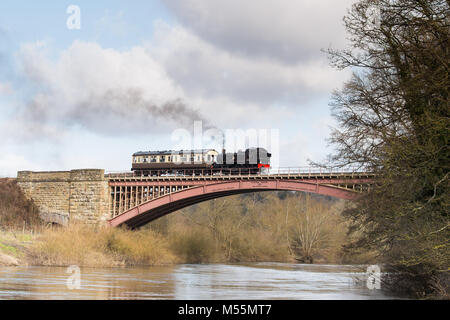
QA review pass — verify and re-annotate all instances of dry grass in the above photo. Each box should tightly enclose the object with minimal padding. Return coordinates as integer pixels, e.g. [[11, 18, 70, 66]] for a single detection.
[[29, 223, 177, 267], [167, 226, 217, 263], [226, 228, 291, 262]]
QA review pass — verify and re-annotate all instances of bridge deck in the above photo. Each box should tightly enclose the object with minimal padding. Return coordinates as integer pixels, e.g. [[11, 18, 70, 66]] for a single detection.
[[106, 172, 375, 182]]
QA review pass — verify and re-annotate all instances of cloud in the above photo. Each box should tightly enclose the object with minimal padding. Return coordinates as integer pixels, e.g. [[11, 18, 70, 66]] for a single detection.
[[279, 132, 312, 167], [163, 0, 356, 64], [16, 40, 209, 136], [0, 153, 41, 177], [13, 25, 347, 140], [150, 22, 348, 106], [3, 1, 355, 172]]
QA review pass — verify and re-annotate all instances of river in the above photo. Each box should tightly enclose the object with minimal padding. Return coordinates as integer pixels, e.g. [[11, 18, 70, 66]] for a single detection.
[[0, 263, 399, 299]]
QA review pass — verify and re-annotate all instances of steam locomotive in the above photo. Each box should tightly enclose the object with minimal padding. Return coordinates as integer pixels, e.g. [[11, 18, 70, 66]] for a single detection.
[[131, 148, 271, 176]]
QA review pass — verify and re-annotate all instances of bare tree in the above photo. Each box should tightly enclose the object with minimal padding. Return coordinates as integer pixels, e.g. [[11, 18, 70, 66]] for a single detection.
[[327, 0, 449, 298]]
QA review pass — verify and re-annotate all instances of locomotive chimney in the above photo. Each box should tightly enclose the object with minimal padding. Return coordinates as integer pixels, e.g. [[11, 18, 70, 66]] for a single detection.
[[222, 131, 225, 154]]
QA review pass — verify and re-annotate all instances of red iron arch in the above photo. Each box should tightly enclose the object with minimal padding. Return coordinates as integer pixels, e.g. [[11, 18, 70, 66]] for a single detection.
[[109, 179, 358, 228]]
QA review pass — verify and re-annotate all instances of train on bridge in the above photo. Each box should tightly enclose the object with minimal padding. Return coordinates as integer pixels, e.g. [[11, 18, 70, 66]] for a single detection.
[[131, 148, 271, 176]]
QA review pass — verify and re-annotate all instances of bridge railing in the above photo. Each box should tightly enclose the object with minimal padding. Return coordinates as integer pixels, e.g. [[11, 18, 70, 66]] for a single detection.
[[265, 167, 363, 175], [105, 166, 370, 179]]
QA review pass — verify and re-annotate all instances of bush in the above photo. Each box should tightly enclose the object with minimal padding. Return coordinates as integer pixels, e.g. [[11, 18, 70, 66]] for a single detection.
[[168, 228, 216, 263], [0, 179, 42, 230], [29, 223, 176, 267]]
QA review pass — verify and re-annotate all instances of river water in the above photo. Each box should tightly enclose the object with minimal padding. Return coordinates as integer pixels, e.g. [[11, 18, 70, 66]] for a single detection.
[[0, 263, 399, 300]]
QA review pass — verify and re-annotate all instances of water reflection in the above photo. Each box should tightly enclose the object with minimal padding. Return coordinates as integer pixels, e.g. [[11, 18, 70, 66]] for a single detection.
[[0, 263, 399, 300]]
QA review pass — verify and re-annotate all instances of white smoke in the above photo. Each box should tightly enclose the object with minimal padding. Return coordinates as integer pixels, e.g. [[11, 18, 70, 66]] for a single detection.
[[17, 41, 208, 136]]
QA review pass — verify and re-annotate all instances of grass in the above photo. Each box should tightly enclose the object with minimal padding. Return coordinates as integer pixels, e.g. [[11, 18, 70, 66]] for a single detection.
[[28, 223, 177, 267], [0, 242, 17, 255], [0, 229, 36, 262]]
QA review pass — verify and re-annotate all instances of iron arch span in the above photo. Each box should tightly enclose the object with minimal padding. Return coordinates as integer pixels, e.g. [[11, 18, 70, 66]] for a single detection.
[[108, 179, 359, 229]]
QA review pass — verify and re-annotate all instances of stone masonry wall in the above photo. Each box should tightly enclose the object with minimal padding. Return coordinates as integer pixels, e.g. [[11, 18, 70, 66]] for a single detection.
[[17, 169, 110, 225]]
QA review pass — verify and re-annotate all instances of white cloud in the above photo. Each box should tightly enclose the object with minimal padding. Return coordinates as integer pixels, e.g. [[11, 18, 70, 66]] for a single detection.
[[0, 154, 42, 177], [19, 40, 181, 106], [3, 1, 356, 171], [150, 22, 348, 106], [16, 40, 204, 136], [14, 26, 348, 137], [279, 131, 312, 167], [163, 0, 356, 63]]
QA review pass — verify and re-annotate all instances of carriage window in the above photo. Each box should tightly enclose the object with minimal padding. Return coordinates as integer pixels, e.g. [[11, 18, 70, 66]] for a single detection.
[[150, 156, 156, 163], [167, 156, 172, 162], [160, 156, 165, 162]]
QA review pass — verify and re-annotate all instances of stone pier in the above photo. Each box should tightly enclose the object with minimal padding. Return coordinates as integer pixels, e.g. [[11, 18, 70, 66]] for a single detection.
[[17, 169, 110, 225]]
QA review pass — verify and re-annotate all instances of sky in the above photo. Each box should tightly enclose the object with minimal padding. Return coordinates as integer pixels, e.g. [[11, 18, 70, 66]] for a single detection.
[[0, 0, 356, 176]]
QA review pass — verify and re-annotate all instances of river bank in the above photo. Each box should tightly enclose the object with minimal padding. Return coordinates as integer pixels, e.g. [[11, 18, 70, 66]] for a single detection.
[[0, 229, 35, 266], [0, 217, 363, 268], [0, 225, 296, 268], [0, 226, 177, 268], [1, 183, 371, 268]]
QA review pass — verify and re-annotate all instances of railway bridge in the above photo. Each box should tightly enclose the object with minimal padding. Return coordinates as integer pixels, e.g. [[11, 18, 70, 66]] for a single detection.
[[107, 168, 374, 228], [17, 168, 375, 228]]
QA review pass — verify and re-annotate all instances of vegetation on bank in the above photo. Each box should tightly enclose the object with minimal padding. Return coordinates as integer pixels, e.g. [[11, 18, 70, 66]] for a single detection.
[[22, 193, 357, 267], [326, 0, 449, 299], [0, 178, 42, 230], [147, 192, 354, 265], [28, 224, 177, 267], [0, 178, 358, 268], [0, 178, 42, 266]]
